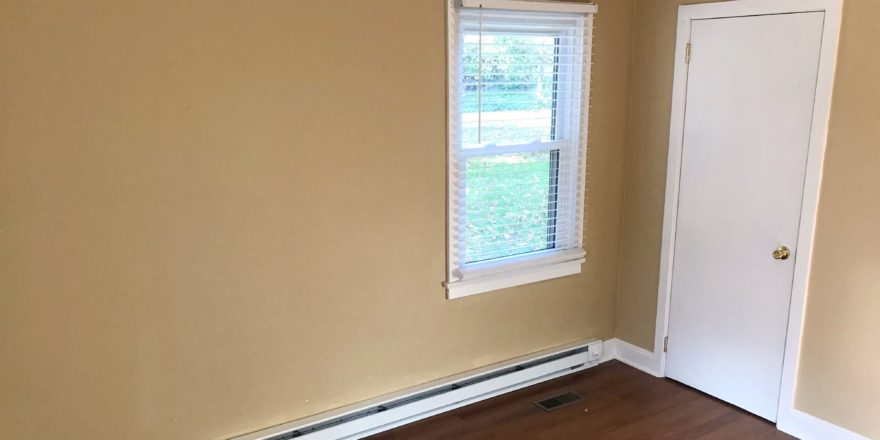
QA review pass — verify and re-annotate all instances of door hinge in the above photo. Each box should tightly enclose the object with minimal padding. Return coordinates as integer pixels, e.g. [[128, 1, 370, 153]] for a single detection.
[[685, 42, 691, 63], [663, 336, 669, 353]]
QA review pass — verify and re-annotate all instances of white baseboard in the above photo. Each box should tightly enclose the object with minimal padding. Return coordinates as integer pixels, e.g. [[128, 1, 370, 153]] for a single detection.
[[602, 337, 867, 440], [601, 338, 664, 377], [598, 340, 618, 364], [232, 337, 866, 440], [777, 408, 869, 440]]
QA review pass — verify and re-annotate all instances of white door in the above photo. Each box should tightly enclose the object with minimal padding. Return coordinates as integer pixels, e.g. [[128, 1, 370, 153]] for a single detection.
[[665, 12, 824, 421]]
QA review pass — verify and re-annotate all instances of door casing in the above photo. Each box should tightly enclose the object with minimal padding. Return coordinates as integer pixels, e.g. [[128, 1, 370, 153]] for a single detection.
[[654, 0, 843, 435]]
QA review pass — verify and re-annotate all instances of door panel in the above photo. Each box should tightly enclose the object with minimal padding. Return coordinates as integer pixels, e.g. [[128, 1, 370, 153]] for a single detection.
[[665, 12, 824, 421]]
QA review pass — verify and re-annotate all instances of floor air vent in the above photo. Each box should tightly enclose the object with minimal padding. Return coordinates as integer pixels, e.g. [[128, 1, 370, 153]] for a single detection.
[[534, 392, 583, 412]]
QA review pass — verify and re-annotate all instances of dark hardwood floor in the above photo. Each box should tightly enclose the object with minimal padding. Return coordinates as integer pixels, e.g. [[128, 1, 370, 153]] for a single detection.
[[366, 360, 795, 440]]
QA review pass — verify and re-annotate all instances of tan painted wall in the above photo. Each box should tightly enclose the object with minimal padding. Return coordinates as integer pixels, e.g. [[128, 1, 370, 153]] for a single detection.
[[0, 1, 633, 438], [615, 0, 691, 350], [617, 0, 880, 437], [795, 1, 880, 437]]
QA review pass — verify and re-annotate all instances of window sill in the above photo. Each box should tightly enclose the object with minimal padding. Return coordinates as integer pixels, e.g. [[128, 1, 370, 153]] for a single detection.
[[446, 250, 586, 299]]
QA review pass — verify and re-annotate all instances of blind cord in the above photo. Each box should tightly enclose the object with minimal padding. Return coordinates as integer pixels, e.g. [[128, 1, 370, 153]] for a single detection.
[[477, 5, 483, 144]]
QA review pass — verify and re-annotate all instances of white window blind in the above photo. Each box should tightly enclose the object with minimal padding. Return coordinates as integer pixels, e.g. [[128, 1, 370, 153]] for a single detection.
[[446, 0, 595, 298]]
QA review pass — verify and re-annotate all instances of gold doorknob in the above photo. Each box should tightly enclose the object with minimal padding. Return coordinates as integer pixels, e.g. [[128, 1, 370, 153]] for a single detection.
[[772, 246, 791, 260]]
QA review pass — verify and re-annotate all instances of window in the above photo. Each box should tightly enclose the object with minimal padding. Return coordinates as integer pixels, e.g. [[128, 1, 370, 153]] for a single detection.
[[446, 0, 596, 298]]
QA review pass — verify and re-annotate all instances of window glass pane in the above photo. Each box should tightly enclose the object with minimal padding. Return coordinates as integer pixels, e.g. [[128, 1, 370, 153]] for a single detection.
[[461, 33, 557, 147], [465, 151, 559, 263]]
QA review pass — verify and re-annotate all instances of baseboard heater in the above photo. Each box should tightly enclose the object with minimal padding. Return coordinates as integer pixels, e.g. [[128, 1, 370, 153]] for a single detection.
[[232, 339, 603, 440]]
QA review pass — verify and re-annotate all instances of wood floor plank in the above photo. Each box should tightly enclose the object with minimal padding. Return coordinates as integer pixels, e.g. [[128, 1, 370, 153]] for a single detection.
[[366, 361, 795, 440]]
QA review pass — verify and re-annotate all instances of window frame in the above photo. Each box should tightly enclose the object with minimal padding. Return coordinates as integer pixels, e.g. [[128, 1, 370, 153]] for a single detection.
[[446, 0, 596, 299]]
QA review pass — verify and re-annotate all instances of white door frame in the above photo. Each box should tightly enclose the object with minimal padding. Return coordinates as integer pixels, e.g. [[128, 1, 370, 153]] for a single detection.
[[653, 0, 845, 436]]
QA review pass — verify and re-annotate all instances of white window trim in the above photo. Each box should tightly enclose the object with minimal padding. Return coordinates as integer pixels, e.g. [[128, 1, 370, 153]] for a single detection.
[[445, 0, 596, 299], [448, 255, 585, 299], [461, 0, 598, 14]]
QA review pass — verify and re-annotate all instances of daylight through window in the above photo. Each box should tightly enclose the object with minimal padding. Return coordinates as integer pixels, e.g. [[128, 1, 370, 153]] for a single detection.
[[446, 1, 595, 298]]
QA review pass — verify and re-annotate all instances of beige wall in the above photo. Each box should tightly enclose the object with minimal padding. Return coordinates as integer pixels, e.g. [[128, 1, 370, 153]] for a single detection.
[[795, 1, 880, 437], [6, 0, 876, 437], [617, 0, 880, 437], [615, 0, 690, 350], [0, 1, 633, 439]]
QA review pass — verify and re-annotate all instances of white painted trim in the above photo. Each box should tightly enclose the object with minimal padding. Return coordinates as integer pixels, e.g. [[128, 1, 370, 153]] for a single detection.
[[461, 0, 597, 14], [447, 256, 584, 299], [656, 0, 848, 438], [601, 339, 663, 377], [231, 339, 603, 440], [598, 340, 617, 364], [777, 409, 870, 440], [455, 248, 586, 279]]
